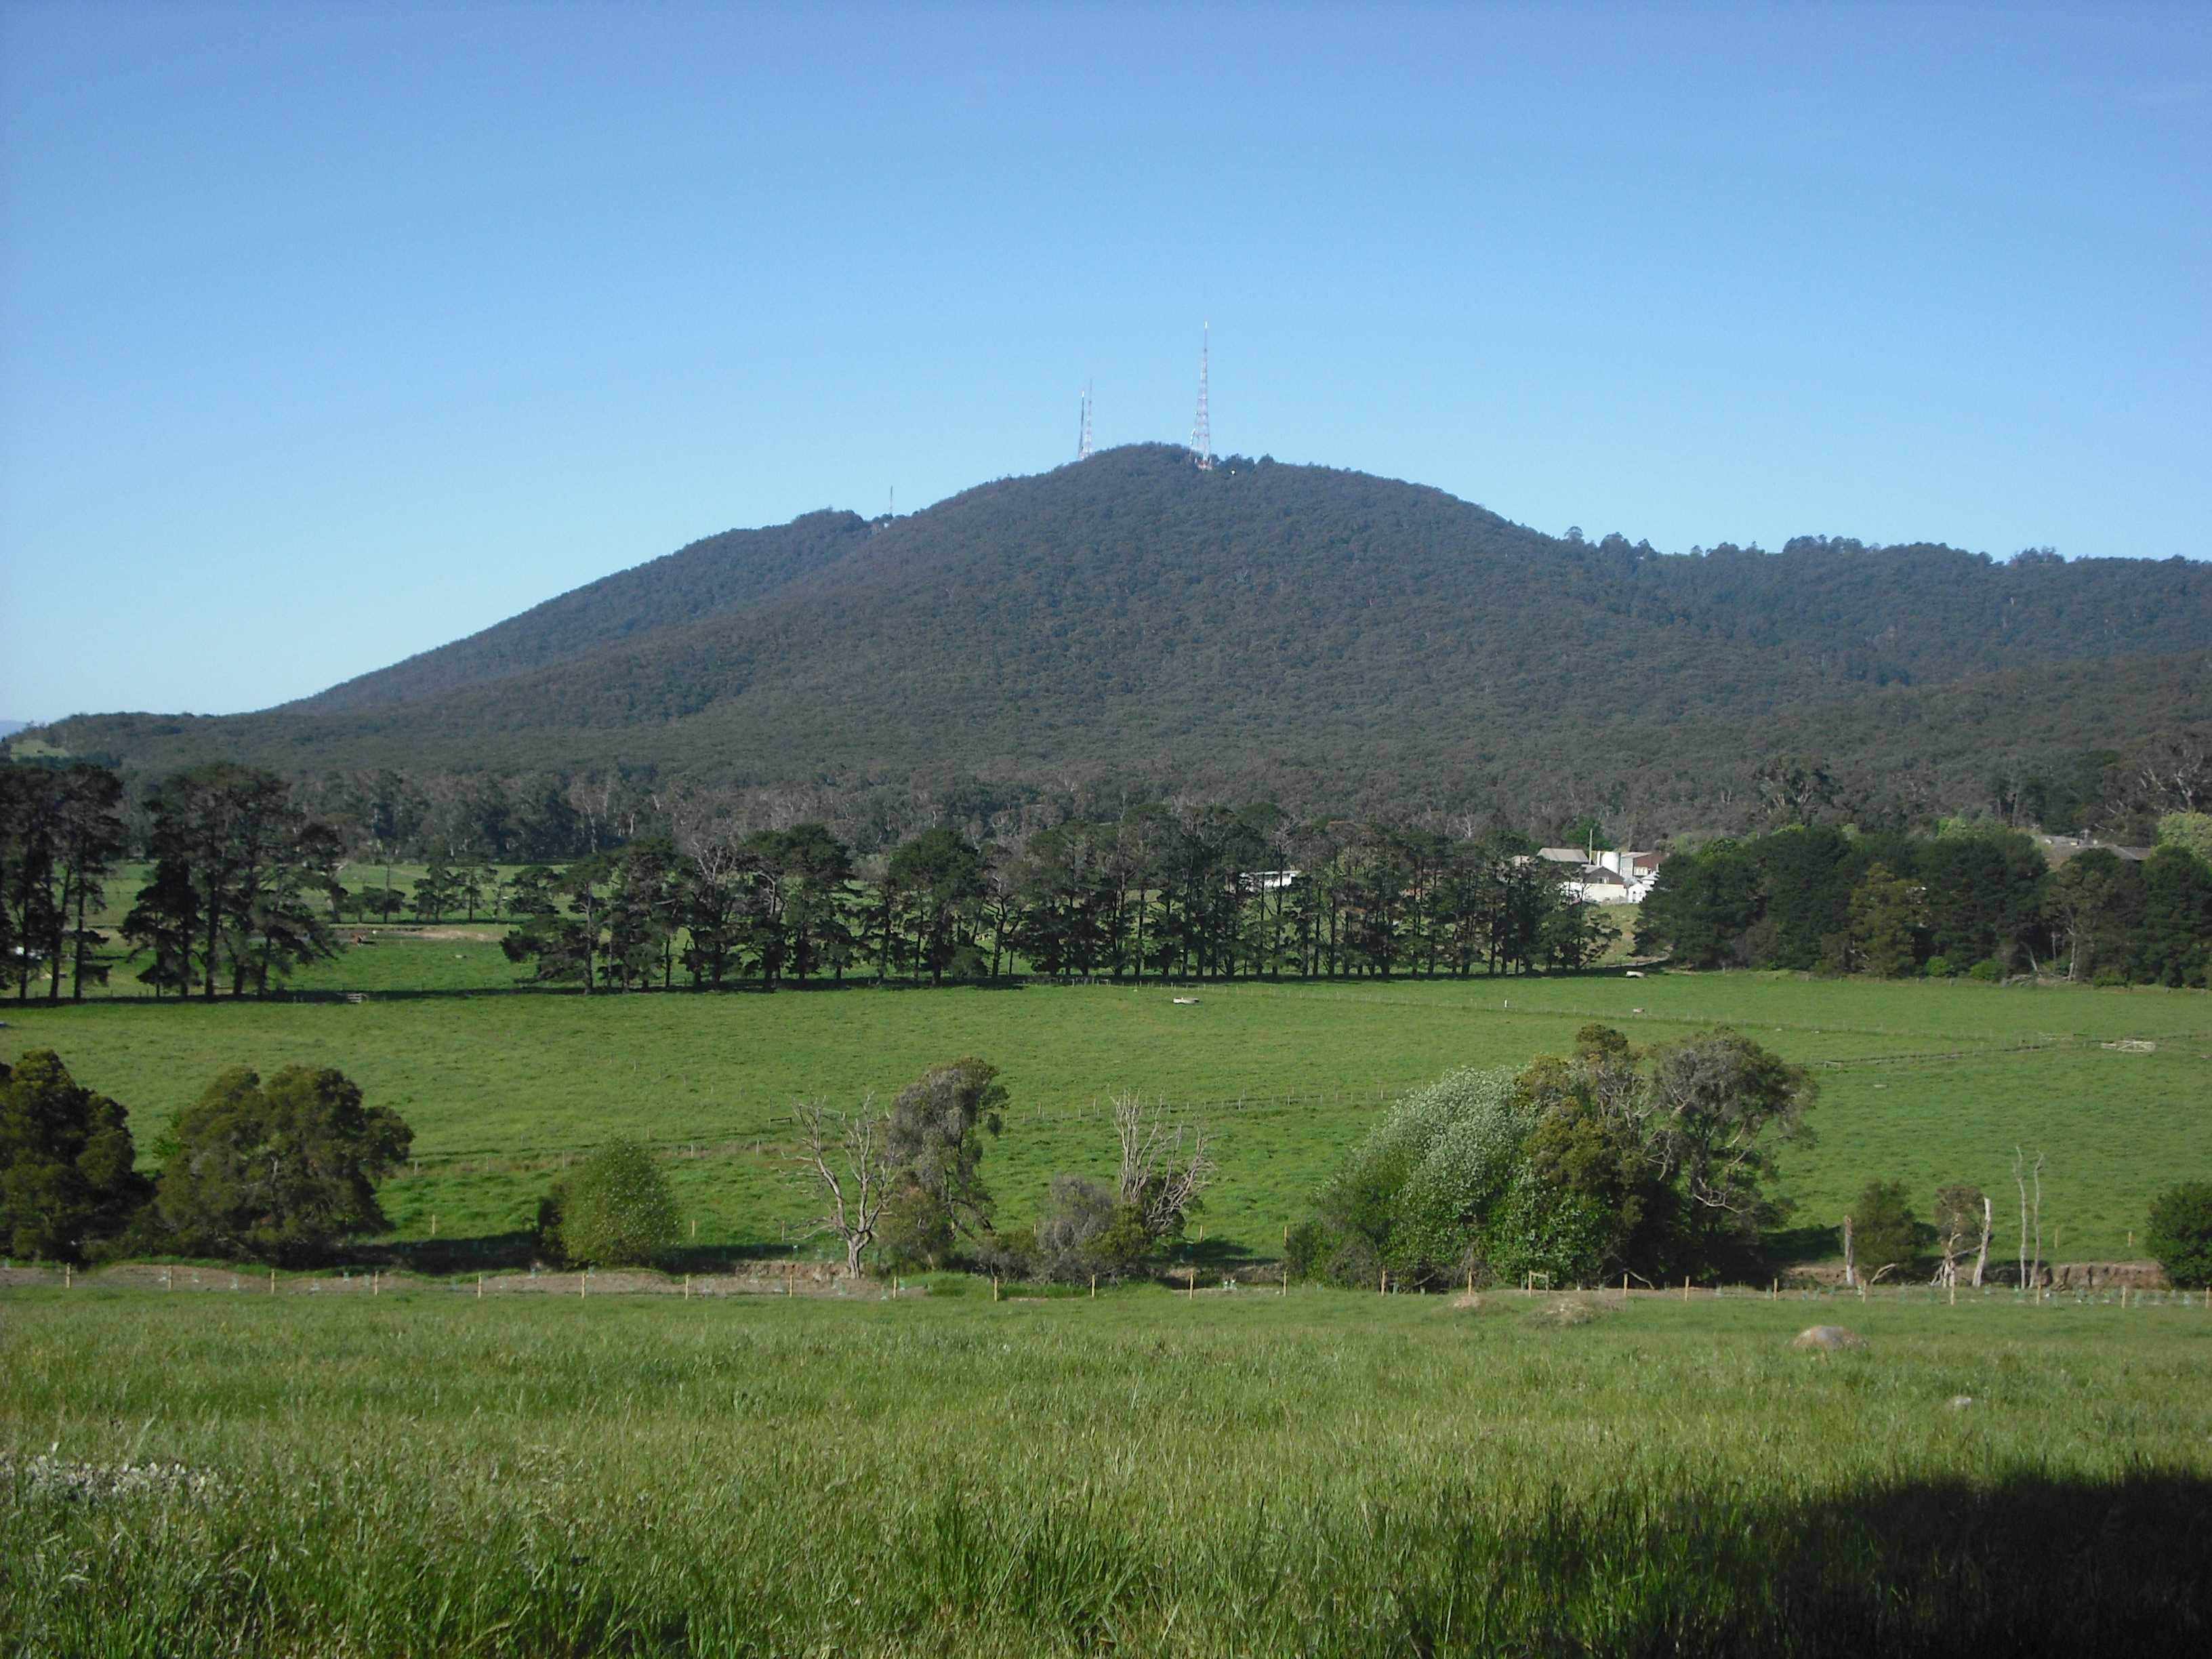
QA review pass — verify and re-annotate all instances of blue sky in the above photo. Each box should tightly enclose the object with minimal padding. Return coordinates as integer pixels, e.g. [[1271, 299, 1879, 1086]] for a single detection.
[[2, 1, 2207, 720]]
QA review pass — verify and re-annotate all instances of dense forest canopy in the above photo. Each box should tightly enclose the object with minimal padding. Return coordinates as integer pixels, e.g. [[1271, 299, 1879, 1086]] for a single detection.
[[14, 444, 2209, 837]]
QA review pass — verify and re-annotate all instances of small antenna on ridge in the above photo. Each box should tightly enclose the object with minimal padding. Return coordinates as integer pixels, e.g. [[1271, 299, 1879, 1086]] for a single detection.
[[1077, 383, 1094, 462], [1189, 323, 1213, 470]]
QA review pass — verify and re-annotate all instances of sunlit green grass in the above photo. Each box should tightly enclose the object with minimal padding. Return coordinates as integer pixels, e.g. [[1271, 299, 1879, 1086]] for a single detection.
[[4, 1283, 2209, 1656], [5, 958, 2207, 1259]]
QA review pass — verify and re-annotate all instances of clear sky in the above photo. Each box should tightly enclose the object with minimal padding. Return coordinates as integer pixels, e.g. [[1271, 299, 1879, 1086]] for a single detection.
[[2, 1, 2207, 721]]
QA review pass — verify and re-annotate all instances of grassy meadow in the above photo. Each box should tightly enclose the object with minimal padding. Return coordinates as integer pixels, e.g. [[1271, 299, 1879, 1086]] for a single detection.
[[6, 1281, 2211, 1656], [7, 928, 2212, 1653], [2, 937, 2205, 1263]]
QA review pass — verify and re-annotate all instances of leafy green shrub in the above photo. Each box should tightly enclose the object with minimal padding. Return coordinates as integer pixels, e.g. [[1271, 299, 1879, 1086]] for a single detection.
[[1283, 1219, 1336, 1282], [1290, 1026, 1815, 1290], [878, 1058, 1007, 1269], [1011, 1174, 1155, 1281], [547, 1141, 678, 1267], [1849, 1179, 1923, 1277], [1305, 1067, 1527, 1286], [1969, 958, 2002, 981], [1923, 955, 1952, 979], [2145, 1182, 2212, 1289], [154, 1065, 411, 1266]]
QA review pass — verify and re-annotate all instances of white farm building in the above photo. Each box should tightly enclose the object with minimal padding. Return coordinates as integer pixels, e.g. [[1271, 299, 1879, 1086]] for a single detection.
[[1537, 847, 1664, 904]]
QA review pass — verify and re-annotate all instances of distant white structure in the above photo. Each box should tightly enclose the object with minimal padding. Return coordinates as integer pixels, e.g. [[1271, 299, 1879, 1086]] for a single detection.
[[1538, 847, 1664, 904]]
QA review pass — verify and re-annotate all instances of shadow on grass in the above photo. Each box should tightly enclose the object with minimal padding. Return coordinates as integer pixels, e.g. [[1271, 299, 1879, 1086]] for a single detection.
[[897, 1470, 2212, 1656], [1761, 1222, 1845, 1270], [1158, 1236, 1261, 1273], [1365, 1469, 2212, 1657], [342, 1235, 804, 1275]]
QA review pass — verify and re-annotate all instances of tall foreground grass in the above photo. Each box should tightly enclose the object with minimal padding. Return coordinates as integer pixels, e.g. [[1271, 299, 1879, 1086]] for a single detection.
[[5, 1285, 2210, 1656]]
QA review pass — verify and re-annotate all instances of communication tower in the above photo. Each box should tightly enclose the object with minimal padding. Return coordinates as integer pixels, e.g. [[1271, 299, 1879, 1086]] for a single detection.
[[1077, 384, 1094, 462], [1189, 323, 1213, 470]]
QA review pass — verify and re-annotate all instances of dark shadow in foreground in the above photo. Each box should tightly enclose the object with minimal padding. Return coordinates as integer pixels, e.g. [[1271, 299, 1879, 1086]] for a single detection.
[[1350, 1470, 2212, 1658], [890, 1471, 2212, 1657]]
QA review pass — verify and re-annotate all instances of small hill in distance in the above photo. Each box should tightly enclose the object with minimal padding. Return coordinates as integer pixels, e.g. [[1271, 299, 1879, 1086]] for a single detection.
[[21, 444, 2211, 835]]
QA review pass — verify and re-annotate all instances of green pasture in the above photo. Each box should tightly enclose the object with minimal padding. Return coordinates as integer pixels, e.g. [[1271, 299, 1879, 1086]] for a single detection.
[[5, 1284, 2211, 1655], [4, 947, 2206, 1263]]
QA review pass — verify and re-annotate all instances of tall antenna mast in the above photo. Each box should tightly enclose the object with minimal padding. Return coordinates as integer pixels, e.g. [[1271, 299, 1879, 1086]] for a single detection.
[[1189, 322, 1213, 470], [1077, 383, 1094, 462]]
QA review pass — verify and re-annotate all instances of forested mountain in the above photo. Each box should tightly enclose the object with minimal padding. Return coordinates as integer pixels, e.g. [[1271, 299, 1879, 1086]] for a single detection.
[[289, 509, 872, 713], [22, 445, 2211, 834]]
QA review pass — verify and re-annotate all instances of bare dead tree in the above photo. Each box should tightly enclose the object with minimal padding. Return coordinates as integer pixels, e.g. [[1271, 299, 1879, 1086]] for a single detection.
[[1975, 1193, 1992, 1288], [2013, 1147, 2048, 1292], [1933, 1184, 1987, 1290], [1113, 1092, 1218, 1238], [793, 1097, 892, 1277], [2030, 1149, 2046, 1289], [1841, 1214, 1856, 1288]]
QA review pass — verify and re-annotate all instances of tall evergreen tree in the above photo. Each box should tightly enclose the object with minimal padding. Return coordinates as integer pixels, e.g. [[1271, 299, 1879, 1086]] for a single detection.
[[125, 763, 338, 999]]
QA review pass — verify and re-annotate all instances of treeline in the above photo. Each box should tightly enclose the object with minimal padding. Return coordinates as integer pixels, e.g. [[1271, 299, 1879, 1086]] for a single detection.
[[2, 760, 350, 1002], [1637, 817, 2212, 985], [11, 750, 2212, 1000], [499, 808, 1616, 991], [1, 756, 1617, 999]]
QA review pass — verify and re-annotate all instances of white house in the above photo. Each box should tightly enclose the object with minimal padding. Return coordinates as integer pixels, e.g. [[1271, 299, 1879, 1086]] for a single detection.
[[1537, 847, 1664, 904]]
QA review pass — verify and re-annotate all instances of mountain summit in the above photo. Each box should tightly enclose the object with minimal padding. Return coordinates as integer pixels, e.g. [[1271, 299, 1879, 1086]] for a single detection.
[[25, 445, 2211, 826]]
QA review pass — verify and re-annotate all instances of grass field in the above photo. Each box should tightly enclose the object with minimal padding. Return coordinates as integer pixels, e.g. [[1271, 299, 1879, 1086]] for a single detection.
[[5, 1282, 2211, 1656], [2, 942, 2206, 1264], [8, 944, 2211, 1654]]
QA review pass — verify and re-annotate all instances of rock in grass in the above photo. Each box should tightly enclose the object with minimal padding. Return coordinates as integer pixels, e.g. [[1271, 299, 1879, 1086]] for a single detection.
[[1793, 1325, 1866, 1351], [1450, 1292, 1483, 1310]]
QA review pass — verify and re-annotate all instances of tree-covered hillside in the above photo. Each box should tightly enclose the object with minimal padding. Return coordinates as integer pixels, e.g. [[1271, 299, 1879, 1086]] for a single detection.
[[288, 509, 872, 714], [23, 445, 2211, 830]]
